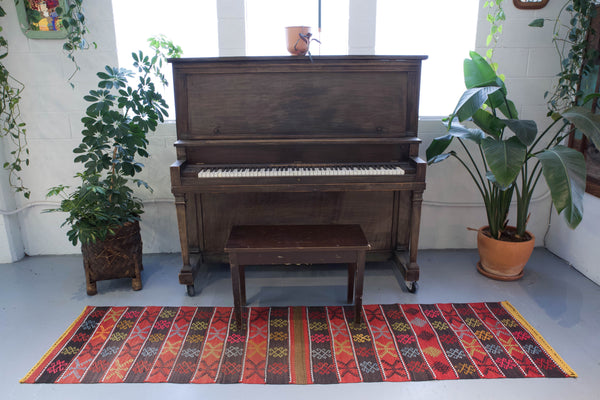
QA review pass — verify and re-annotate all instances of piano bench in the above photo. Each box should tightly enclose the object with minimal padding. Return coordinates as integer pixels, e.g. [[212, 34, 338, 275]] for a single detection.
[[224, 224, 371, 327]]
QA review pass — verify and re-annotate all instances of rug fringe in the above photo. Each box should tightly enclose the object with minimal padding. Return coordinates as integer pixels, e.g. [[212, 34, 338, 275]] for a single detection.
[[20, 306, 94, 383], [501, 301, 577, 378]]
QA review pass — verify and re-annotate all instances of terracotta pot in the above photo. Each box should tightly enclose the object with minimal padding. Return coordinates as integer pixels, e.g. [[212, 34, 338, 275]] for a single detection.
[[286, 26, 311, 55], [476, 226, 535, 281]]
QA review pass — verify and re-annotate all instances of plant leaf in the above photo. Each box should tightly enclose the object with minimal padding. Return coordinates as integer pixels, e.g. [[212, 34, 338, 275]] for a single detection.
[[426, 134, 453, 162], [472, 109, 505, 137], [529, 18, 545, 27], [427, 152, 453, 165], [503, 119, 538, 146], [464, 51, 498, 88], [481, 136, 527, 188], [562, 106, 600, 150], [452, 86, 502, 123], [536, 145, 586, 229]]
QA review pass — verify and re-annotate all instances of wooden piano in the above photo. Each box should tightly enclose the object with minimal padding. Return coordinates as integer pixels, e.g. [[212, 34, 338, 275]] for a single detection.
[[169, 55, 427, 296]]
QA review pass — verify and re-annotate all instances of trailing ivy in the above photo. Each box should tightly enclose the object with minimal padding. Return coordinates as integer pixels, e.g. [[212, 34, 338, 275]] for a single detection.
[[58, 0, 97, 87], [0, 3, 30, 198], [484, 0, 506, 79], [530, 0, 599, 112]]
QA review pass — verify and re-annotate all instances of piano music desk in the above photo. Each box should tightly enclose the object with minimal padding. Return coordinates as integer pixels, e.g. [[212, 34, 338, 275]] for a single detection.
[[225, 225, 371, 326]]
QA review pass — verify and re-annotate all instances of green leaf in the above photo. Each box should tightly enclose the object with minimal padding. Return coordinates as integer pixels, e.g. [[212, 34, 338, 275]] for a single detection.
[[426, 134, 453, 162], [464, 51, 499, 88], [503, 119, 537, 146], [472, 109, 505, 137], [529, 18, 545, 27], [481, 136, 527, 188], [428, 152, 453, 165], [445, 120, 487, 144], [536, 146, 586, 229], [452, 86, 502, 122], [562, 106, 600, 150], [496, 98, 519, 120]]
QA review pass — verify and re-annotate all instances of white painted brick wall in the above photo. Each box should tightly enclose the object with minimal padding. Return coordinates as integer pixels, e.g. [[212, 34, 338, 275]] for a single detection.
[[1, 0, 598, 277]]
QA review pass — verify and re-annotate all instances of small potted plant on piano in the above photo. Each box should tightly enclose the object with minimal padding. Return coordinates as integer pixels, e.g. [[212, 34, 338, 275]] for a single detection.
[[426, 51, 600, 280], [45, 47, 172, 295]]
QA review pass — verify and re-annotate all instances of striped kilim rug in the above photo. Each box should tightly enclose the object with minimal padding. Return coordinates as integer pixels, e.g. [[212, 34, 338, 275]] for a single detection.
[[21, 302, 576, 384]]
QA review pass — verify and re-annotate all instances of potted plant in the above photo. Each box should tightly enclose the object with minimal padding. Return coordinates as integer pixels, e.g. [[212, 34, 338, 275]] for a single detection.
[[45, 49, 170, 295], [426, 51, 600, 280]]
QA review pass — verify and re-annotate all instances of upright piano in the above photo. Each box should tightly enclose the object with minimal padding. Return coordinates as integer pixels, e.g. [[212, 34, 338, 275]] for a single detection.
[[169, 55, 427, 296]]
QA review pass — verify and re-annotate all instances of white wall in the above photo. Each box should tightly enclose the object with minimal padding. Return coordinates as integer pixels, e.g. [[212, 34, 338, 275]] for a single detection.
[[1, 0, 598, 285], [546, 194, 600, 285]]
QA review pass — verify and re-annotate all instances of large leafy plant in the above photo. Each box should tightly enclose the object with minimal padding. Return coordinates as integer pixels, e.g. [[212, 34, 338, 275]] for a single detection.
[[426, 51, 600, 241], [46, 50, 169, 246]]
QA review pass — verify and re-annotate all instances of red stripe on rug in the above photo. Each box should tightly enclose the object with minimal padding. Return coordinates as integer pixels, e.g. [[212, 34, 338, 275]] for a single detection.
[[241, 307, 269, 383], [363, 304, 409, 382], [190, 306, 232, 383], [57, 307, 128, 383], [101, 306, 162, 383], [328, 306, 362, 383]]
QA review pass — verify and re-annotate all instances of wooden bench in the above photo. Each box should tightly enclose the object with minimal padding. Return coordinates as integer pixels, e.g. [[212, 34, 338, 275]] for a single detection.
[[225, 224, 371, 326]]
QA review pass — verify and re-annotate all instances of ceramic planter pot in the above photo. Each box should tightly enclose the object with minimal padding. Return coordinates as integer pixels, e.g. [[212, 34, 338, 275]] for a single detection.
[[477, 226, 535, 281], [286, 26, 311, 55]]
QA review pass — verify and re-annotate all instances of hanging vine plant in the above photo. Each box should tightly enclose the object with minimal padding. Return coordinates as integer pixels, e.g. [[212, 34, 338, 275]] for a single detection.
[[0, 3, 30, 198], [1, 1, 95, 199], [530, 0, 599, 112], [483, 0, 506, 79], [58, 0, 96, 86]]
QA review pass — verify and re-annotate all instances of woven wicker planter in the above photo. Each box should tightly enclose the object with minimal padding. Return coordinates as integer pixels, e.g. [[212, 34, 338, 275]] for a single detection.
[[81, 221, 143, 295]]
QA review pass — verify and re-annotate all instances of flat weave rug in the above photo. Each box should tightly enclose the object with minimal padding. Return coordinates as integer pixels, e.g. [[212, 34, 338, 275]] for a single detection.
[[21, 302, 576, 384]]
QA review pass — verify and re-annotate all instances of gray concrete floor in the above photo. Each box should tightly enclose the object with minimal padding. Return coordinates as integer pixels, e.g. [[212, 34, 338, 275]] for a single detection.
[[1, 248, 599, 399]]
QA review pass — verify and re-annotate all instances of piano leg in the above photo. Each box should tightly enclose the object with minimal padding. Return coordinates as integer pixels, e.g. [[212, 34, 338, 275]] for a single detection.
[[175, 194, 196, 295], [395, 189, 423, 293]]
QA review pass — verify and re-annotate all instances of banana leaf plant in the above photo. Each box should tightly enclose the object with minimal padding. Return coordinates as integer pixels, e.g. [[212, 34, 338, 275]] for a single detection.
[[426, 51, 600, 241]]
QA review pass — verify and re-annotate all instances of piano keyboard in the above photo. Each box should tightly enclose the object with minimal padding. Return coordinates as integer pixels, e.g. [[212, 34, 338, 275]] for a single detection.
[[197, 164, 405, 178]]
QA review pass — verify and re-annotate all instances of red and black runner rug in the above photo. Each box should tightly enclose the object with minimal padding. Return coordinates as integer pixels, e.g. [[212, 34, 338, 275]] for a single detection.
[[21, 302, 576, 384]]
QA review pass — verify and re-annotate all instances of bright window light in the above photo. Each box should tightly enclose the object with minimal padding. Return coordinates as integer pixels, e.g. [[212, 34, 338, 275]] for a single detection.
[[245, 0, 349, 56], [111, 0, 219, 113], [376, 0, 479, 117]]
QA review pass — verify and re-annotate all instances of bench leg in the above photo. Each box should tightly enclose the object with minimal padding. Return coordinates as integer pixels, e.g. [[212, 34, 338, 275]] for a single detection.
[[347, 263, 356, 304], [230, 261, 243, 327], [240, 266, 247, 306], [354, 251, 366, 324]]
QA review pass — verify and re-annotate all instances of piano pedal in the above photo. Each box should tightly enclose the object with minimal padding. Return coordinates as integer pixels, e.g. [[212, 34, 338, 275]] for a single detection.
[[405, 281, 418, 293]]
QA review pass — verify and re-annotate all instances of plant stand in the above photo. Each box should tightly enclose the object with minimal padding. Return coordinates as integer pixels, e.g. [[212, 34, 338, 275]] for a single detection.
[[81, 221, 143, 295]]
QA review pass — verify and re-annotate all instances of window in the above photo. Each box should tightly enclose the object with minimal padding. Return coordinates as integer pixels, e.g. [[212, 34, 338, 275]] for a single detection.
[[245, 0, 349, 56], [376, 0, 479, 116], [111, 0, 219, 113]]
